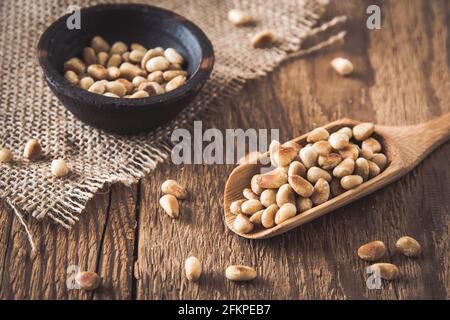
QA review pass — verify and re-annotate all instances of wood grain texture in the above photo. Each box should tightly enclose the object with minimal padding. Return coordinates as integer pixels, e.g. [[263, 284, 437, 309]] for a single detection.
[[0, 0, 449, 299]]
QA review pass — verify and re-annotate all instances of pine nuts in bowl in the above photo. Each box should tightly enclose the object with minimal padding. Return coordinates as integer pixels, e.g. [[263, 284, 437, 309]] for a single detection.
[[37, 4, 214, 134]]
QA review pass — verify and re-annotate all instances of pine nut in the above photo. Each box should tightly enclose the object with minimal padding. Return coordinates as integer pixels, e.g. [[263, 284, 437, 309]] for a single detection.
[[110, 41, 128, 55], [331, 57, 354, 76], [87, 64, 108, 80], [227, 9, 253, 26], [64, 57, 86, 75], [120, 62, 145, 80], [230, 199, 246, 215], [311, 178, 330, 205], [362, 137, 382, 153], [128, 90, 150, 99], [288, 161, 306, 177], [357, 240, 386, 261], [249, 210, 263, 224], [274, 203, 297, 224], [368, 263, 399, 280], [131, 43, 147, 52], [371, 153, 387, 170], [299, 145, 318, 169], [91, 36, 110, 53], [276, 184, 295, 207], [367, 160, 381, 178], [256, 168, 287, 189], [141, 48, 164, 69], [273, 143, 300, 167], [159, 194, 179, 218], [396, 236, 422, 257], [354, 157, 370, 181], [129, 49, 145, 63], [243, 188, 259, 200], [164, 48, 184, 65], [161, 179, 187, 199], [0, 148, 13, 163], [51, 159, 69, 177], [122, 52, 130, 62], [269, 140, 281, 166], [296, 197, 312, 213], [329, 132, 349, 150], [132, 76, 147, 88], [75, 271, 101, 291], [80, 76, 94, 90], [251, 174, 264, 195], [261, 204, 278, 228], [360, 147, 374, 159], [115, 78, 133, 94], [163, 70, 188, 81], [333, 158, 355, 178], [166, 75, 187, 92], [340, 175, 363, 190], [107, 54, 122, 67], [288, 175, 314, 198], [225, 265, 257, 281], [88, 81, 106, 94], [106, 66, 121, 80], [103, 92, 119, 98], [307, 127, 330, 143], [83, 47, 97, 65], [241, 199, 264, 215], [339, 144, 360, 160], [353, 122, 375, 141], [185, 256, 202, 281], [139, 81, 164, 95], [317, 153, 342, 170], [233, 214, 254, 234], [337, 127, 353, 139], [23, 139, 42, 160], [146, 56, 170, 72], [64, 70, 79, 85], [97, 51, 109, 66], [313, 141, 332, 156], [307, 166, 332, 184], [251, 30, 277, 48], [148, 71, 164, 83], [260, 189, 276, 207]]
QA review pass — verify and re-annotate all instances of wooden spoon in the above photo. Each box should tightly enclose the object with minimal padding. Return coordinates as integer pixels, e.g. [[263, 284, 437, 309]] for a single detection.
[[224, 113, 450, 239]]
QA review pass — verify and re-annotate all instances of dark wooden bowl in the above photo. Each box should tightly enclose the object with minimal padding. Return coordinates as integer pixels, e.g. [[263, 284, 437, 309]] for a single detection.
[[37, 3, 214, 134]]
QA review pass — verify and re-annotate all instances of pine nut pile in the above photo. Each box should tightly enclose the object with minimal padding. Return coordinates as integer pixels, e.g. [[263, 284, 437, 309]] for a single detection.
[[231, 123, 388, 234], [63, 36, 188, 98]]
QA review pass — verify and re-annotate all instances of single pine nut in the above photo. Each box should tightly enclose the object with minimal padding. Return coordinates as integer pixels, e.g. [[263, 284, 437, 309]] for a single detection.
[[115, 78, 133, 94], [146, 56, 170, 72], [91, 36, 110, 53], [166, 75, 187, 92], [339, 144, 360, 160], [307, 127, 330, 143], [288, 175, 314, 197], [337, 127, 353, 139], [122, 51, 130, 62], [357, 240, 386, 261], [132, 76, 147, 87], [368, 263, 399, 280], [64, 70, 79, 85], [139, 81, 164, 95], [164, 48, 184, 65], [296, 197, 312, 213], [307, 166, 332, 184], [129, 49, 145, 63], [225, 265, 257, 281], [249, 210, 263, 224], [330, 178, 346, 197], [299, 145, 318, 169], [362, 137, 382, 153], [227, 9, 253, 26], [276, 184, 295, 207], [97, 52, 109, 66], [161, 179, 187, 199], [233, 214, 254, 234], [87, 64, 108, 80], [103, 92, 119, 98], [131, 43, 147, 52], [148, 71, 164, 83], [331, 57, 354, 76], [120, 62, 145, 80], [64, 57, 86, 75], [82, 47, 97, 65], [106, 66, 121, 80], [329, 132, 349, 150], [288, 161, 306, 177], [141, 48, 164, 69], [354, 157, 370, 181], [317, 153, 342, 170], [80, 76, 94, 90], [110, 41, 128, 55], [269, 140, 281, 166], [360, 147, 374, 159], [251, 175, 264, 195], [333, 158, 355, 178], [273, 143, 299, 167], [371, 153, 387, 170], [129, 90, 150, 99], [0, 148, 13, 163], [256, 168, 287, 189], [163, 70, 188, 81], [185, 256, 202, 281], [367, 160, 381, 178], [159, 194, 179, 218], [396, 236, 422, 257], [313, 141, 332, 156], [230, 199, 246, 215], [241, 199, 264, 215], [261, 204, 278, 228], [340, 175, 363, 190], [311, 178, 330, 205], [105, 81, 126, 97], [353, 122, 375, 141], [23, 139, 42, 160], [107, 54, 122, 67], [88, 81, 106, 94], [243, 188, 259, 200], [260, 189, 276, 207], [251, 30, 277, 48], [75, 271, 101, 291], [51, 159, 69, 177], [275, 203, 297, 224]]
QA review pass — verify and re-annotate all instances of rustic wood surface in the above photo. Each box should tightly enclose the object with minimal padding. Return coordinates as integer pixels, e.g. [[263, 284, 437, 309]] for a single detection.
[[0, 0, 449, 299]]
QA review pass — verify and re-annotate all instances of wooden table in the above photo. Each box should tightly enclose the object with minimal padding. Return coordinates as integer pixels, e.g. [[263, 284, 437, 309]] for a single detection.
[[0, 0, 448, 300]]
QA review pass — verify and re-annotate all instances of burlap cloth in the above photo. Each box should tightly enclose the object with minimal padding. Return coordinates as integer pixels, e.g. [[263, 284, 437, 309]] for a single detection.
[[0, 0, 345, 249]]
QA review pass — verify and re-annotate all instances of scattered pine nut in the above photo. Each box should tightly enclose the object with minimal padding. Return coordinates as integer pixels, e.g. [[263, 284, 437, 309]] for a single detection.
[[185, 256, 202, 281], [357, 240, 386, 261], [51, 159, 69, 177], [0, 148, 13, 163], [227, 9, 253, 26], [331, 57, 354, 76], [396, 236, 422, 257], [159, 194, 179, 218], [251, 30, 276, 48], [225, 265, 257, 281], [23, 139, 43, 160], [161, 179, 188, 199], [368, 263, 399, 280], [75, 271, 101, 291]]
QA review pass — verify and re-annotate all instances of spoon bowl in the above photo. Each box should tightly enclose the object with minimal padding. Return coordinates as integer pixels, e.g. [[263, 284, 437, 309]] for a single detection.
[[224, 114, 450, 239]]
